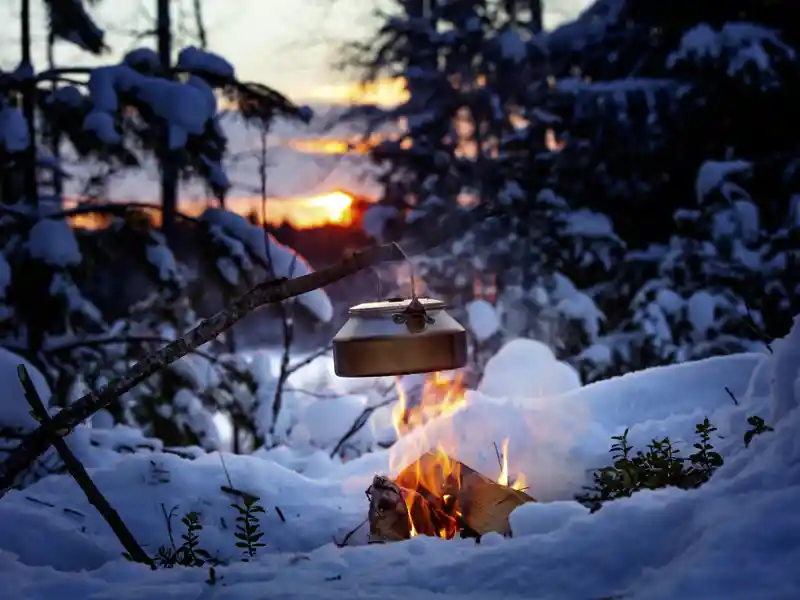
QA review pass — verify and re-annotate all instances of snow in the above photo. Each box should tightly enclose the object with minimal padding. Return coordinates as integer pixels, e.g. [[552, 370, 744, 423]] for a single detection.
[[564, 208, 617, 238], [478, 338, 581, 398], [123, 48, 160, 73], [0, 318, 798, 598], [176, 47, 236, 80], [695, 159, 751, 204], [361, 204, 400, 239], [85, 64, 218, 151], [770, 315, 800, 422], [0, 347, 51, 429], [0, 105, 31, 152], [466, 299, 500, 342], [200, 208, 333, 323], [687, 290, 719, 339], [82, 110, 120, 145], [291, 395, 371, 452], [25, 219, 82, 267], [495, 29, 528, 62], [668, 23, 796, 85], [145, 233, 181, 284]]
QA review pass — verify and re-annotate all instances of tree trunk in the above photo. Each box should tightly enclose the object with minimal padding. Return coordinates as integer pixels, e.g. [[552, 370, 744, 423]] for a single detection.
[[192, 0, 208, 48], [47, 32, 64, 202], [20, 0, 38, 208], [157, 0, 178, 240], [529, 0, 543, 34]]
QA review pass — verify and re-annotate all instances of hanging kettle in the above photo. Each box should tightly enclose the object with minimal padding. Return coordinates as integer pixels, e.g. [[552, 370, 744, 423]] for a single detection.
[[332, 294, 467, 377]]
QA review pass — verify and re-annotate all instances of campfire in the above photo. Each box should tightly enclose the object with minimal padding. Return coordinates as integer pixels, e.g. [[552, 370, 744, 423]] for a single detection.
[[367, 372, 535, 543]]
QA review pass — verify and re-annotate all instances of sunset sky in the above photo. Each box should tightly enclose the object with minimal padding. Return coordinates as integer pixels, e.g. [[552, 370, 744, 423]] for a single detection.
[[0, 0, 592, 102], [0, 0, 592, 228]]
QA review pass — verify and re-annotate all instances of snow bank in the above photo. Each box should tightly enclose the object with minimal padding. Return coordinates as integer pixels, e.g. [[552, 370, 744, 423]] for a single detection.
[[0, 320, 797, 598]]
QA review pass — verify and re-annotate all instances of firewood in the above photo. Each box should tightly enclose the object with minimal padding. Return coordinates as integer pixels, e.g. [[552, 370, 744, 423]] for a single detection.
[[366, 475, 411, 542], [458, 468, 534, 536], [393, 451, 535, 538]]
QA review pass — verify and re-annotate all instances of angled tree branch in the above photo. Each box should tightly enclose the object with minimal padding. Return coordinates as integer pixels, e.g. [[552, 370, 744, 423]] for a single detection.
[[17, 365, 153, 567], [0, 243, 404, 498]]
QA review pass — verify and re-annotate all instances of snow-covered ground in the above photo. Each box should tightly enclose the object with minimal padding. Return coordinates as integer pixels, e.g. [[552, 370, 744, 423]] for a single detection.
[[0, 319, 798, 599]]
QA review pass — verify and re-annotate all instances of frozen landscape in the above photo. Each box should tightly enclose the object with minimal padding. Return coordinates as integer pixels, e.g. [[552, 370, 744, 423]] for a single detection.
[[2, 0, 800, 599], [0, 317, 798, 599]]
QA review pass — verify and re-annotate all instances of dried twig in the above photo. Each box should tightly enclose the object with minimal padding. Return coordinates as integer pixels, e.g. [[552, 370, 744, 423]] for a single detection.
[[285, 343, 333, 376], [492, 441, 503, 471], [724, 386, 739, 406], [328, 380, 412, 458], [17, 365, 154, 567], [0, 244, 403, 497], [328, 395, 397, 458], [334, 517, 368, 548]]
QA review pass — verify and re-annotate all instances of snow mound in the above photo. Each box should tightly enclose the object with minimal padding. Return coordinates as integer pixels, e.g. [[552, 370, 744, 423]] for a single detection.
[[478, 337, 581, 398]]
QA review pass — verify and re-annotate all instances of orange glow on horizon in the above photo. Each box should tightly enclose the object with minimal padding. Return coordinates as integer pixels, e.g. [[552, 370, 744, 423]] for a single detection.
[[302, 78, 408, 107], [286, 135, 378, 155], [65, 190, 357, 231]]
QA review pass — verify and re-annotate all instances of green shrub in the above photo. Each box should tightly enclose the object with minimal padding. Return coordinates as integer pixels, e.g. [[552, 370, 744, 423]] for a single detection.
[[577, 414, 772, 512]]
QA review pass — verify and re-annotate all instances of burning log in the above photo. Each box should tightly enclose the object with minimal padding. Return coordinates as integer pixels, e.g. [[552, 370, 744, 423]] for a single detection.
[[368, 451, 535, 542], [366, 475, 412, 543]]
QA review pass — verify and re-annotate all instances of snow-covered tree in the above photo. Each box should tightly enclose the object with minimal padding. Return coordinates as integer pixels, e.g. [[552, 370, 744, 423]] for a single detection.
[[0, 8, 332, 477], [353, 0, 800, 385]]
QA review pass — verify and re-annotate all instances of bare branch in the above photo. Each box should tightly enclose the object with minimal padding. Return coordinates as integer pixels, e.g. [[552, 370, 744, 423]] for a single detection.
[[192, 0, 208, 48], [17, 365, 153, 567], [285, 343, 334, 376], [0, 243, 404, 496]]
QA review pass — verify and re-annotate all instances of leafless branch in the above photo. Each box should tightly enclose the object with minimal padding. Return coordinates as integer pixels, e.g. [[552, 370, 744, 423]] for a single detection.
[[285, 343, 334, 376], [17, 365, 153, 567], [191, 0, 208, 48], [0, 243, 405, 497], [328, 380, 410, 458]]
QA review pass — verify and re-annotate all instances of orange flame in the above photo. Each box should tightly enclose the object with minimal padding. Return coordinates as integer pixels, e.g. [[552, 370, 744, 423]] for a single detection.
[[497, 438, 528, 492], [389, 372, 527, 539], [391, 371, 466, 437], [390, 372, 467, 539]]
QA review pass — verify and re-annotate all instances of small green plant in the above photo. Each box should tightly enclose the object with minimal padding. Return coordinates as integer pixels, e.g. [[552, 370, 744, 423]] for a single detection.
[[744, 415, 774, 448], [232, 492, 267, 561], [578, 413, 772, 512], [577, 420, 716, 511], [145, 506, 214, 568], [175, 511, 213, 567], [687, 418, 723, 485]]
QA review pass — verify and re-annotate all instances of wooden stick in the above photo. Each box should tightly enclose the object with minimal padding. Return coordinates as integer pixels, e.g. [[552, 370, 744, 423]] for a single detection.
[[17, 365, 154, 568], [0, 243, 403, 497]]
